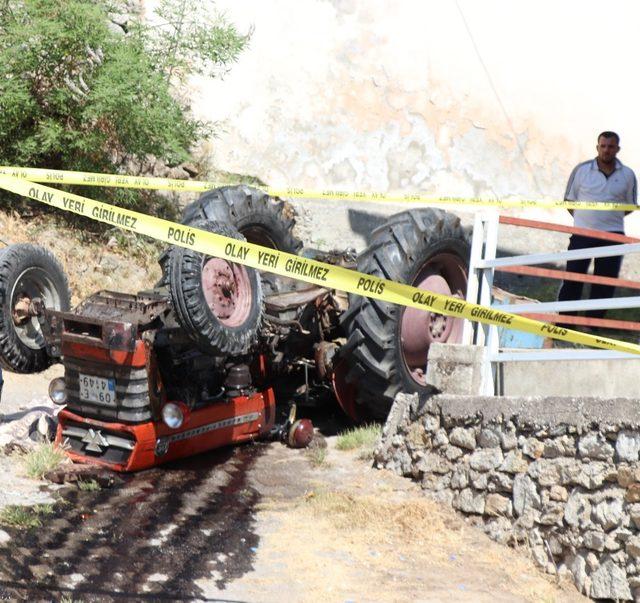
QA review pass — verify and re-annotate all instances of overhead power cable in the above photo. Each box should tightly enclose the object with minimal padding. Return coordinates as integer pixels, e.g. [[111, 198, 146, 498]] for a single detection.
[[455, 0, 545, 196]]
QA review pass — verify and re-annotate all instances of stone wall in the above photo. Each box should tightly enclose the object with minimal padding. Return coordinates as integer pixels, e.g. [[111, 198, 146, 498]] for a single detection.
[[375, 393, 640, 600]]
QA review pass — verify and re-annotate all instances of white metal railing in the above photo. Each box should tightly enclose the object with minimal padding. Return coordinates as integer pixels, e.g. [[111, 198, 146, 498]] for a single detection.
[[477, 242, 640, 269], [463, 211, 640, 394], [497, 296, 640, 314]]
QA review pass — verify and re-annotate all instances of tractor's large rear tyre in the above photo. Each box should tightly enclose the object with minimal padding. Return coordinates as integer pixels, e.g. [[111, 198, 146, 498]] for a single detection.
[[0, 244, 71, 373], [340, 209, 469, 420], [167, 219, 263, 356]]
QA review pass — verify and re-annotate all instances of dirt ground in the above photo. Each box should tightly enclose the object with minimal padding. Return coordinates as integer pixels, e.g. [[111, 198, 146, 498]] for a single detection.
[[212, 443, 586, 603], [0, 370, 585, 602]]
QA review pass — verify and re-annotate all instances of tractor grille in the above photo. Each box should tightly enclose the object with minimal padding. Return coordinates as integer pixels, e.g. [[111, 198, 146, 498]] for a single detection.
[[61, 420, 135, 465], [64, 356, 152, 423]]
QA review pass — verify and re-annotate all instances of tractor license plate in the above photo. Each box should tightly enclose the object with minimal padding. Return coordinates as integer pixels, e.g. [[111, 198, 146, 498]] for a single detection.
[[78, 373, 116, 405]]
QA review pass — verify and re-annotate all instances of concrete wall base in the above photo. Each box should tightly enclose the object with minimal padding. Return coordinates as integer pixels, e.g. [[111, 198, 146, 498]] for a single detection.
[[426, 343, 640, 398], [425, 343, 489, 395]]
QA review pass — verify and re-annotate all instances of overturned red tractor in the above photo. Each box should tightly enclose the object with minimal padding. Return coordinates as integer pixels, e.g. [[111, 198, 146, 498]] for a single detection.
[[0, 186, 469, 470]]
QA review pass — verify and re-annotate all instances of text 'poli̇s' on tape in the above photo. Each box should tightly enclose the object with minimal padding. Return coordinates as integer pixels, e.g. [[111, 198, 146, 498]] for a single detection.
[[0, 172, 638, 355]]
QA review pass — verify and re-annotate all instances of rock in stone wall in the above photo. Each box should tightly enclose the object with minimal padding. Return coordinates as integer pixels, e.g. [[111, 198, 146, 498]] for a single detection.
[[375, 393, 640, 600]]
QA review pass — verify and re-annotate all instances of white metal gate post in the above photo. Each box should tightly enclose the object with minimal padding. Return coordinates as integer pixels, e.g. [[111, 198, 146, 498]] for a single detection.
[[464, 211, 500, 394], [462, 214, 640, 396], [480, 212, 499, 394], [463, 212, 485, 344]]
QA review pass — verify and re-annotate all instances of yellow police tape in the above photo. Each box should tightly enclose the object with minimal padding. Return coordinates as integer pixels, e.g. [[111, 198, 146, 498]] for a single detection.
[[0, 165, 636, 212], [0, 173, 638, 355]]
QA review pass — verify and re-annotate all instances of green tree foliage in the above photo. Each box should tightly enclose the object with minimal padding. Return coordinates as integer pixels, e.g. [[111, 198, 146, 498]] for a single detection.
[[0, 0, 248, 219], [141, 0, 250, 83]]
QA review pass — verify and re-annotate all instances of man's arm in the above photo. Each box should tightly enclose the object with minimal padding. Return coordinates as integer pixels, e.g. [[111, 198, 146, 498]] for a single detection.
[[625, 171, 638, 216], [564, 164, 581, 216]]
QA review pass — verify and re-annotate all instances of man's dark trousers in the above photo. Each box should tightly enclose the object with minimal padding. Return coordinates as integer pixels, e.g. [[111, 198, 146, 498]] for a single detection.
[[557, 234, 623, 319]]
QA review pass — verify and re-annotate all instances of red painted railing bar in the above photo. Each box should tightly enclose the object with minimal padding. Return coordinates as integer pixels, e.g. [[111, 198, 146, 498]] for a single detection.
[[499, 215, 640, 244]]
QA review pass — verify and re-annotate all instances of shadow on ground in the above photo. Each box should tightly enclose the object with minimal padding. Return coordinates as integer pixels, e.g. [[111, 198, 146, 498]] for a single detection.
[[0, 446, 262, 602]]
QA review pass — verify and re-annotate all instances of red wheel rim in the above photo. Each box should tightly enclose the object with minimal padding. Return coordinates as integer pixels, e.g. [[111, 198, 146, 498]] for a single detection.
[[202, 258, 252, 327], [399, 252, 467, 386]]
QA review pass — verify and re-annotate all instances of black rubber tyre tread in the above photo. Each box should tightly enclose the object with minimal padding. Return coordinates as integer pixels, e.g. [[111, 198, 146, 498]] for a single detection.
[[340, 209, 470, 420], [0, 244, 71, 373], [167, 219, 263, 356], [158, 185, 302, 288], [181, 185, 302, 253]]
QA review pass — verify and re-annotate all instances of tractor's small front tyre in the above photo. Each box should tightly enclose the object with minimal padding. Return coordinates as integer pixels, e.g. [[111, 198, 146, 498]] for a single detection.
[[0, 244, 71, 373], [167, 219, 263, 356], [339, 209, 469, 420], [158, 184, 303, 291]]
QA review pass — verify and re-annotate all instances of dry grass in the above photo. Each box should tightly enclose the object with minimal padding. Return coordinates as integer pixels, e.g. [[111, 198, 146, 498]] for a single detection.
[[254, 488, 582, 603], [335, 424, 381, 450], [0, 209, 161, 303], [23, 442, 68, 479], [304, 490, 453, 552], [305, 447, 328, 467], [0, 503, 54, 529]]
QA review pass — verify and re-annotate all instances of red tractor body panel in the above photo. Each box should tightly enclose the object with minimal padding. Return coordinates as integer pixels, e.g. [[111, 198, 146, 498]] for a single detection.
[[49, 291, 277, 472], [56, 388, 275, 472]]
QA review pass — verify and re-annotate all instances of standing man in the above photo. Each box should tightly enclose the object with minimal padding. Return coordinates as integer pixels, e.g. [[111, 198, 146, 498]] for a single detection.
[[557, 131, 637, 323]]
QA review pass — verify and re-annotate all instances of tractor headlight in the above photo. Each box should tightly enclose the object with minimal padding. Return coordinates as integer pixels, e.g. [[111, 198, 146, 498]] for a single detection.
[[48, 377, 67, 405], [161, 402, 184, 429]]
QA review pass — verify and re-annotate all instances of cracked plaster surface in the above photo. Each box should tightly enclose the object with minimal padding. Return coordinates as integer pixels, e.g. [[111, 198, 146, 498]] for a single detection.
[[143, 1, 640, 239]]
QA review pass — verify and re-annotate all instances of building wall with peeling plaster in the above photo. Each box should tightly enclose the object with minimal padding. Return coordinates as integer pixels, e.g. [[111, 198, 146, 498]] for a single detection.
[[170, 1, 640, 229]]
